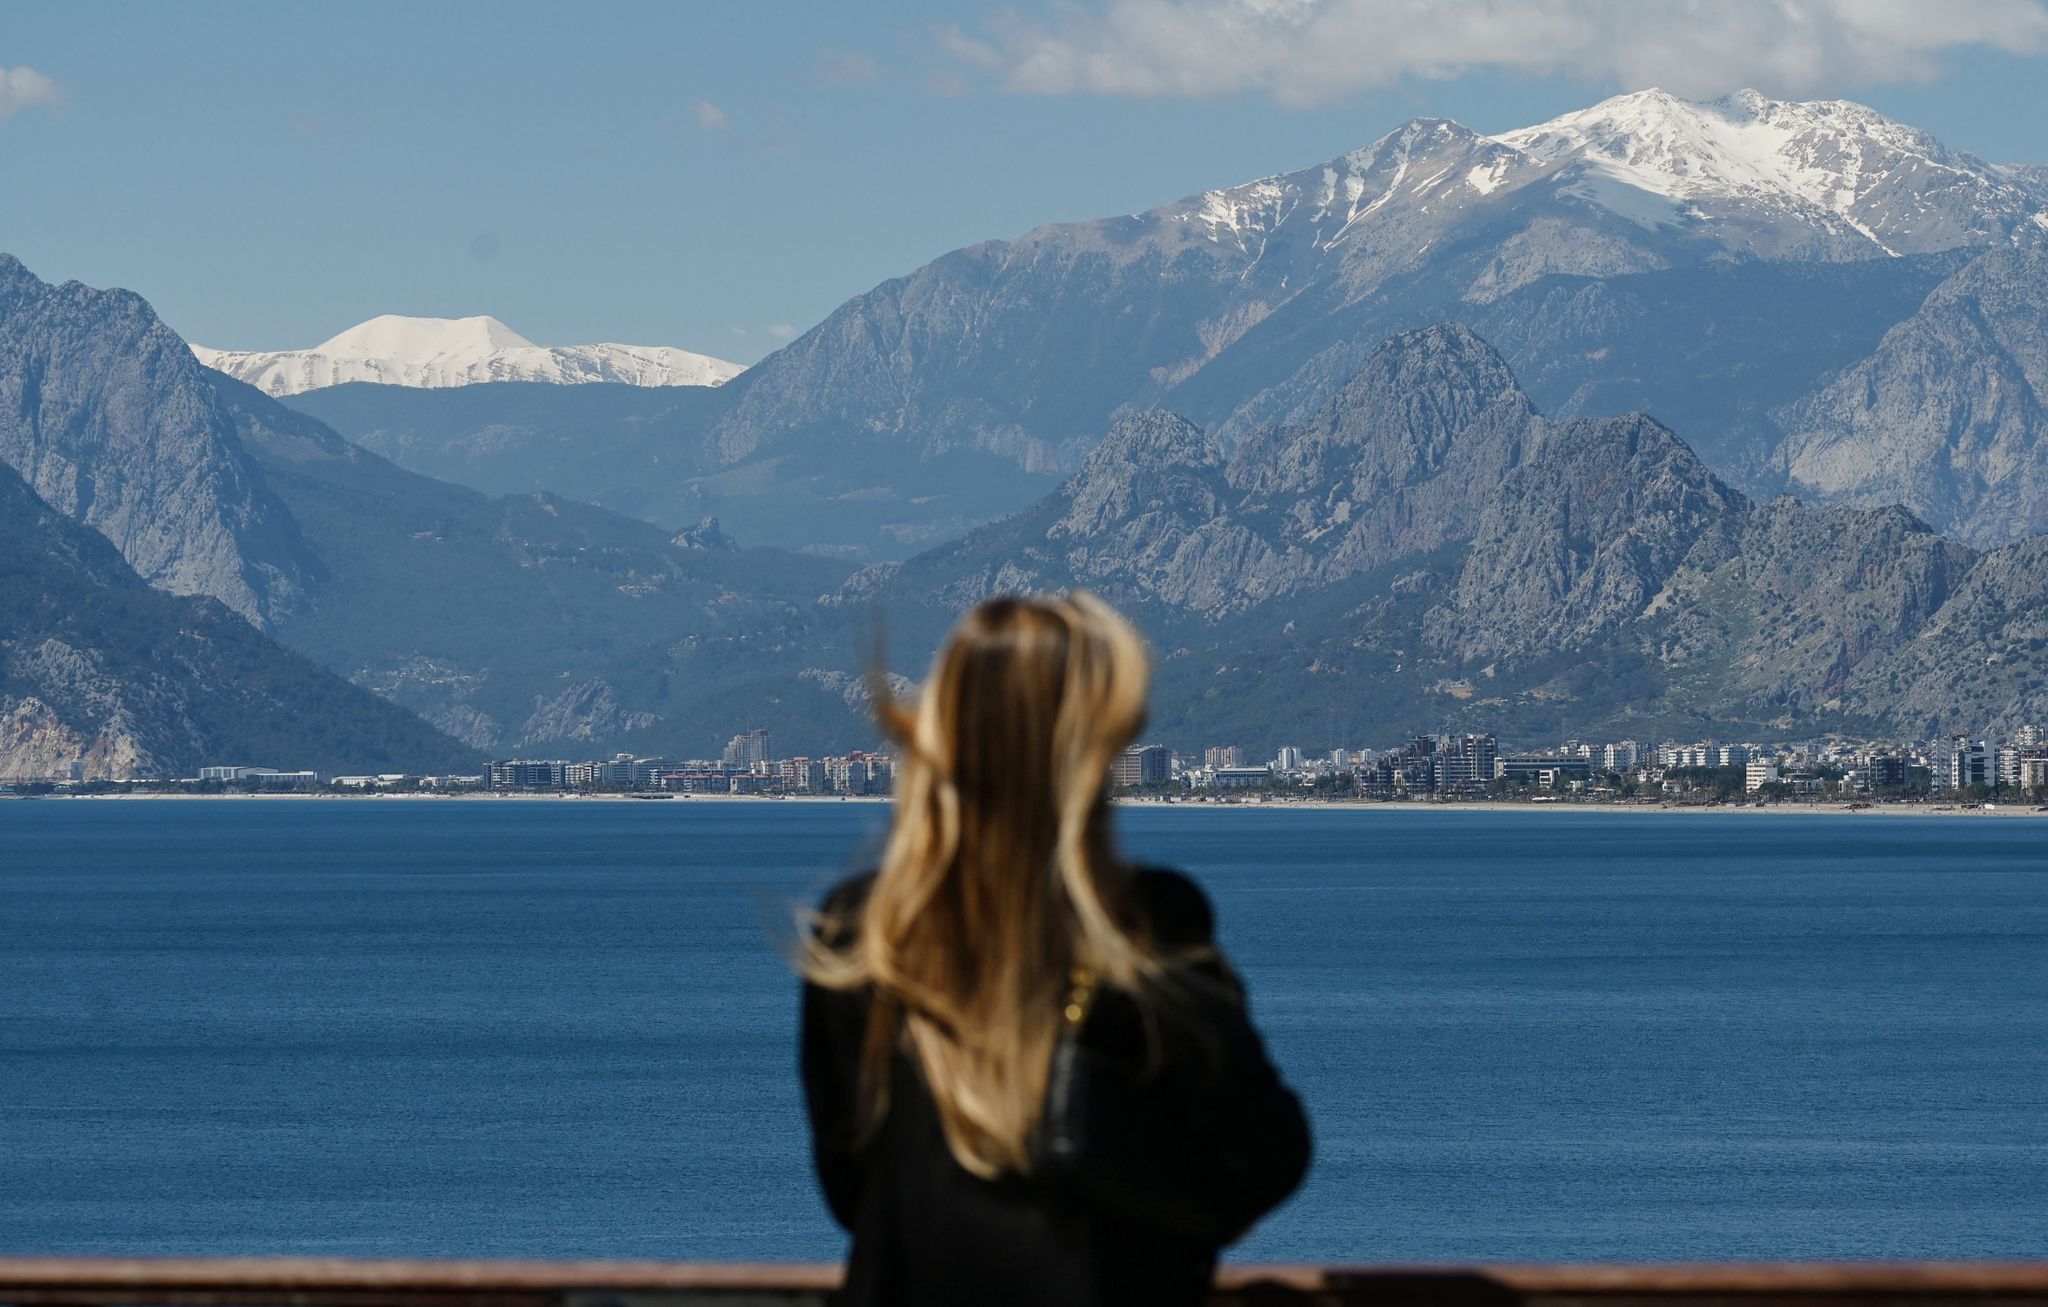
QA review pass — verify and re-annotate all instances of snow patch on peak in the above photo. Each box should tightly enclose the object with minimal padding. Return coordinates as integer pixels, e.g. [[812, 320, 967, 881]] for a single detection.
[[1490, 88, 2040, 253], [192, 314, 746, 396], [317, 314, 538, 358]]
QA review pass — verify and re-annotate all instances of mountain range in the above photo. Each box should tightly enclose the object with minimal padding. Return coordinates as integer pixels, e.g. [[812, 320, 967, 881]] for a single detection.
[[817, 325, 2045, 750], [278, 89, 2048, 562], [2, 254, 850, 774], [3, 86, 2046, 772], [195, 314, 743, 395]]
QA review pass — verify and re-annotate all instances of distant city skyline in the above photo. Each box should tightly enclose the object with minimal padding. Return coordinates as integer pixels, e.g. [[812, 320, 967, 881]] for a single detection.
[[4, 1, 2048, 363]]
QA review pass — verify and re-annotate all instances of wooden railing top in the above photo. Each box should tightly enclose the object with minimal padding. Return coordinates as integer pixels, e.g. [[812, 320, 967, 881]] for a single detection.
[[3, 1258, 2048, 1306]]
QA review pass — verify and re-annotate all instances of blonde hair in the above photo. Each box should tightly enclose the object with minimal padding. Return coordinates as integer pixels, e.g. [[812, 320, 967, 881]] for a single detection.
[[806, 591, 1160, 1178]]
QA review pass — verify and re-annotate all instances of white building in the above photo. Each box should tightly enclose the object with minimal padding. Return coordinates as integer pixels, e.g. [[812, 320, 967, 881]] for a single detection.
[[1599, 741, 1641, 772], [1939, 738, 1995, 792], [1745, 760, 1780, 792]]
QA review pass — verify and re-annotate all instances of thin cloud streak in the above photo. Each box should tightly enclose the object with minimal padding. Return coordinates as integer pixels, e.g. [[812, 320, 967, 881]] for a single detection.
[[941, 0, 2048, 105]]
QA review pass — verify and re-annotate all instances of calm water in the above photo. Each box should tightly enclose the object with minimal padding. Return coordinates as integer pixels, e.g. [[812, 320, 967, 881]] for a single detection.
[[1, 799, 2044, 1261]]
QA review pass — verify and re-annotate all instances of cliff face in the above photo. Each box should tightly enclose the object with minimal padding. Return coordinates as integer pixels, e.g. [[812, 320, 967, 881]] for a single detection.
[[1842, 534, 2048, 736], [0, 461, 475, 780], [1775, 241, 2048, 547], [857, 325, 1546, 616], [1424, 414, 1747, 661], [0, 255, 318, 627]]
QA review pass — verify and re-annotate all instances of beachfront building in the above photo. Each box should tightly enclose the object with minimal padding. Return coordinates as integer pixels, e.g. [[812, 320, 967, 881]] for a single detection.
[[198, 765, 321, 788], [1938, 738, 1996, 793], [1112, 744, 1172, 789], [1496, 756, 1593, 789], [722, 730, 771, 772], [487, 760, 569, 791], [1209, 766, 1275, 790], [1437, 734, 1498, 797]]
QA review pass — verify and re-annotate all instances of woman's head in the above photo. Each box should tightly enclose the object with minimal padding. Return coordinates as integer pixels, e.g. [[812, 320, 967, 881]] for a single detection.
[[888, 590, 1150, 873], [810, 592, 1159, 1177]]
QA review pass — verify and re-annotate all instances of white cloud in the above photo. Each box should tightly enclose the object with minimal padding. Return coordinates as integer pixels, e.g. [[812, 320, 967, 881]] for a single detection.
[[941, 0, 2048, 106], [0, 65, 62, 119], [692, 98, 730, 133], [764, 323, 798, 340]]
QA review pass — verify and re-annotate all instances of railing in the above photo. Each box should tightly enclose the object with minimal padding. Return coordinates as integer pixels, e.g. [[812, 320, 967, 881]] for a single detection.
[[2, 1260, 2046, 1307]]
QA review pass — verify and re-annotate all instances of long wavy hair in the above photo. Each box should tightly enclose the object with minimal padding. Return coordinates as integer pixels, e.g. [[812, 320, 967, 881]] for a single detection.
[[805, 591, 1161, 1178]]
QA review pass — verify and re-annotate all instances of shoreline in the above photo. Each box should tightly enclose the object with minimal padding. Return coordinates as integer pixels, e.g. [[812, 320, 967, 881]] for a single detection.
[[8, 792, 2045, 817]]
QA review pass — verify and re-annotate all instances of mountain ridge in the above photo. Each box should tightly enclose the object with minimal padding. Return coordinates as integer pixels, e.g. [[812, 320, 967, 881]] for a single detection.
[[195, 314, 744, 396]]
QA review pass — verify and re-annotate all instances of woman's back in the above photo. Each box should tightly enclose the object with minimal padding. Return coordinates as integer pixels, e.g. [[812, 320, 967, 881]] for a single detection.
[[796, 594, 1310, 1304], [802, 865, 1311, 1306]]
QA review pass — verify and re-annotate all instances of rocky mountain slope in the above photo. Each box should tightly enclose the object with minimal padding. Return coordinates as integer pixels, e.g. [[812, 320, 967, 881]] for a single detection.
[[0, 255, 317, 626], [0, 460, 475, 780], [1774, 239, 2048, 546], [0, 257, 856, 763], [817, 325, 2042, 750], [195, 314, 742, 396]]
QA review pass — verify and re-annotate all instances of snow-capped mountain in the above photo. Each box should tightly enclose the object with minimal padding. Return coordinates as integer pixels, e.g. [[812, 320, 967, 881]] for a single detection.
[[685, 87, 2048, 557], [1491, 88, 2046, 255], [193, 315, 745, 396], [1152, 89, 2048, 269]]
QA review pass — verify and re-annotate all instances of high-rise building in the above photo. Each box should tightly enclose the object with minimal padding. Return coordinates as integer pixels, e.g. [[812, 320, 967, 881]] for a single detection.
[[1599, 741, 1641, 772], [2020, 756, 2048, 794], [1273, 746, 1306, 772], [1112, 744, 1172, 789], [1939, 738, 1995, 792], [722, 729, 771, 771], [487, 759, 568, 790], [1203, 745, 1243, 770], [1437, 734, 1497, 796]]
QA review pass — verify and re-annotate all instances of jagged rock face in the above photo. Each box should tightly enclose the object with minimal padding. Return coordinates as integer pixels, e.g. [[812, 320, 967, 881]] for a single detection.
[[886, 326, 1546, 616], [0, 460, 474, 779], [1, 690, 152, 781], [1775, 242, 2048, 547], [1229, 323, 1545, 571], [1055, 411, 1229, 538], [0, 255, 317, 627], [1843, 534, 2048, 735], [1426, 414, 1748, 660], [518, 680, 658, 747], [1655, 500, 1976, 714], [671, 516, 736, 551]]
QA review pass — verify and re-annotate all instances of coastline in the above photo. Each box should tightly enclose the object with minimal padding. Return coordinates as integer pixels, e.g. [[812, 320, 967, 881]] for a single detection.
[[10, 792, 2045, 816]]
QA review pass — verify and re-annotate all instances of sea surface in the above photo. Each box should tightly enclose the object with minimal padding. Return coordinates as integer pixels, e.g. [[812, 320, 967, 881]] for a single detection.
[[2, 799, 2044, 1262]]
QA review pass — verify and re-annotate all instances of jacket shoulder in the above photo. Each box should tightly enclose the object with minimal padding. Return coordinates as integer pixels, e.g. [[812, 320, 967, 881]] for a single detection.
[[1130, 865, 1215, 952]]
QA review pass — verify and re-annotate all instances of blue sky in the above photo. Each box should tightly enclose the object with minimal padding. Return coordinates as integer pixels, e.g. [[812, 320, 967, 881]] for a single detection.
[[5, 0, 2047, 363]]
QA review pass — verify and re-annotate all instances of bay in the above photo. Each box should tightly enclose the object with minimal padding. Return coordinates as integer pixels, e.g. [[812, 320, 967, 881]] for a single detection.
[[1, 800, 2044, 1261]]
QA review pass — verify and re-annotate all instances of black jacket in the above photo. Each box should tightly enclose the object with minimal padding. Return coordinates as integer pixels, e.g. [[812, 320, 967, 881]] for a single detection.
[[800, 867, 1311, 1306]]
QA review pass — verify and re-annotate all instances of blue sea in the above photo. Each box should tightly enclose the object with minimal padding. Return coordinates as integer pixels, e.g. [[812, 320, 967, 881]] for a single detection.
[[2, 799, 2044, 1262]]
